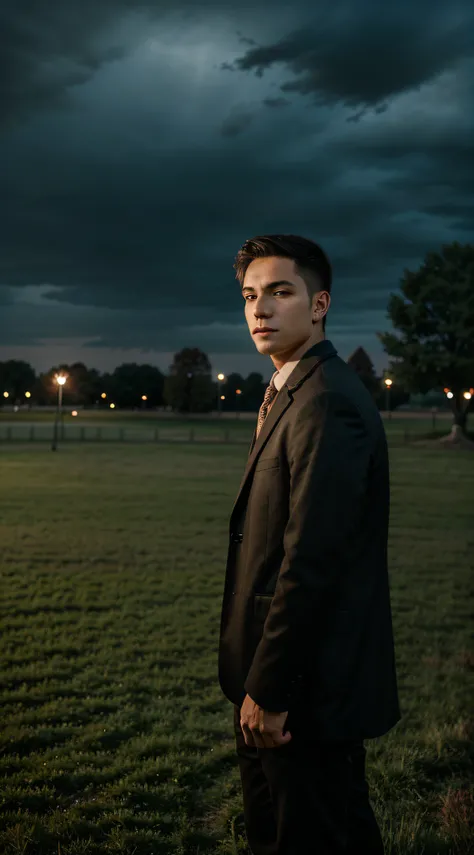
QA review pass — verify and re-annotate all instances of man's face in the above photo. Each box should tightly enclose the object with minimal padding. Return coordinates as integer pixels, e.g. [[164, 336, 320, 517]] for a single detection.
[[242, 256, 328, 366]]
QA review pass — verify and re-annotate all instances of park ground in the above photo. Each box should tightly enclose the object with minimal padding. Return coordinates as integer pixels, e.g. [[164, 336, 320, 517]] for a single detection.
[[0, 430, 473, 854]]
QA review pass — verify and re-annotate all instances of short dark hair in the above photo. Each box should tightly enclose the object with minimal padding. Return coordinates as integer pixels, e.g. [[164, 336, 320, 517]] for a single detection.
[[233, 233, 332, 332]]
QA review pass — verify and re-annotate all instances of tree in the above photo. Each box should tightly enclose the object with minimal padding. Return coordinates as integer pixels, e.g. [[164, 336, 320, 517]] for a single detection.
[[242, 372, 266, 412], [108, 363, 165, 409], [63, 363, 103, 406], [347, 347, 380, 400], [0, 360, 37, 405], [378, 241, 474, 447], [163, 348, 214, 413], [36, 364, 71, 406], [35, 363, 103, 406]]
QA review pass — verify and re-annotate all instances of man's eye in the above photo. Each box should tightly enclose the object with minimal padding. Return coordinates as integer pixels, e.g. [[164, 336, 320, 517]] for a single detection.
[[244, 291, 288, 300]]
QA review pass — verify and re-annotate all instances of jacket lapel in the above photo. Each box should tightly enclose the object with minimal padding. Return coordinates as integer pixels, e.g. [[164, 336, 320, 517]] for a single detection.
[[231, 387, 293, 517], [231, 339, 338, 519]]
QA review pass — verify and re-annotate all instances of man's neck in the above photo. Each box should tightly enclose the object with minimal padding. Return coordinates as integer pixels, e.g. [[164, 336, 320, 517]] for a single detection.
[[271, 332, 325, 372]]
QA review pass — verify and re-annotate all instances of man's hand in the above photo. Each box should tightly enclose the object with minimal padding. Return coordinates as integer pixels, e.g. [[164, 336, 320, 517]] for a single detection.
[[240, 693, 292, 748]]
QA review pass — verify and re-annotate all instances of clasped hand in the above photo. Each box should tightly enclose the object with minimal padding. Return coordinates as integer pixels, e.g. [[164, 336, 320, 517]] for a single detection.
[[240, 693, 292, 748]]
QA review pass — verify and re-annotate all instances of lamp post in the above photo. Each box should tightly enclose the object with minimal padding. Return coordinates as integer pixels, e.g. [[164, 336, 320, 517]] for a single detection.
[[236, 388, 242, 420], [384, 377, 393, 419], [217, 373, 225, 417], [51, 374, 67, 451]]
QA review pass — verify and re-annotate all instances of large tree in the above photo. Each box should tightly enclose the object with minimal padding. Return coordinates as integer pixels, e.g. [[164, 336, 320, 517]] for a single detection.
[[0, 360, 37, 404], [163, 347, 214, 413], [37, 363, 103, 406], [347, 347, 380, 400], [378, 241, 474, 447], [108, 363, 165, 409]]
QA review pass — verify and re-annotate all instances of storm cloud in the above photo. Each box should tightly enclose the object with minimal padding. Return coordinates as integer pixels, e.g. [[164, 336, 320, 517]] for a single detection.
[[1, 0, 473, 374]]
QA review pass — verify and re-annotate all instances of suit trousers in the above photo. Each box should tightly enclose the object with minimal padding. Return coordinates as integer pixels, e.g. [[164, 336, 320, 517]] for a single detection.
[[233, 704, 385, 855]]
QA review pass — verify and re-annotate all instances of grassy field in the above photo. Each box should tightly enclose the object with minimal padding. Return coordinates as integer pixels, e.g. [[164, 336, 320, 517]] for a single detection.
[[0, 440, 473, 855]]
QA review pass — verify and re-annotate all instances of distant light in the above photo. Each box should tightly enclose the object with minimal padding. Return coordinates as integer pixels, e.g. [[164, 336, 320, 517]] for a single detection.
[[443, 387, 450, 394], [384, 378, 393, 387], [71, 410, 78, 417], [55, 374, 67, 386], [464, 391, 472, 400], [25, 391, 31, 398], [217, 373, 225, 381], [220, 395, 225, 400], [3, 391, 9, 398], [447, 391, 454, 399], [13, 406, 19, 413], [110, 403, 115, 409], [141, 395, 147, 401], [236, 389, 242, 395], [101, 392, 107, 399]]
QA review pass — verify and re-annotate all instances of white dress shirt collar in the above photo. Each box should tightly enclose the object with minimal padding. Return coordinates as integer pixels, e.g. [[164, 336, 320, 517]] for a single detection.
[[271, 358, 301, 392]]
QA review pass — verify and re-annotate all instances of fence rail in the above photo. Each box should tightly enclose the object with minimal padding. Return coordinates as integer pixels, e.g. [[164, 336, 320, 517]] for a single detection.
[[0, 423, 433, 447], [0, 425, 253, 444]]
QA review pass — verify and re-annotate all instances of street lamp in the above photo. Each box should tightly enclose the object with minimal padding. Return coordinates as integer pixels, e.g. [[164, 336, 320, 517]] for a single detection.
[[384, 377, 393, 419], [217, 373, 225, 416], [51, 374, 67, 451], [236, 388, 242, 419]]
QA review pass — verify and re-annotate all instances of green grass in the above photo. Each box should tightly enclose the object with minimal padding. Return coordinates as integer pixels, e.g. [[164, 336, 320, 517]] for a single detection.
[[0, 442, 473, 854]]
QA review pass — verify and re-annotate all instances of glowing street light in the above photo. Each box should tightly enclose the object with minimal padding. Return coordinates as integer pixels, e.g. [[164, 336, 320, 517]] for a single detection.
[[217, 373, 226, 416], [383, 377, 393, 419], [110, 403, 115, 409], [3, 391, 9, 398], [235, 387, 243, 420], [51, 373, 68, 451], [25, 391, 31, 398], [101, 392, 107, 399], [141, 395, 147, 401], [463, 391, 472, 400]]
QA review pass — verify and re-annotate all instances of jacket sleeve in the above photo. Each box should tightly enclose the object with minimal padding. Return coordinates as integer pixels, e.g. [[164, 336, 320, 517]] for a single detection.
[[244, 391, 371, 711]]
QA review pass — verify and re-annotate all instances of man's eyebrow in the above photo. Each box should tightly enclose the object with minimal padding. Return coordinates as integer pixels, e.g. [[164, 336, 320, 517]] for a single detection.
[[241, 279, 296, 292]]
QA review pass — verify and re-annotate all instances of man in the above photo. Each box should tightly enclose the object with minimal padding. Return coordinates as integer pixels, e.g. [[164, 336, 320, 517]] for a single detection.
[[218, 234, 401, 855]]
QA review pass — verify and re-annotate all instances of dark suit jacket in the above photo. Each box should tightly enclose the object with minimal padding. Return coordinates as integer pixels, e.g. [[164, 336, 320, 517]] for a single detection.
[[218, 338, 401, 740]]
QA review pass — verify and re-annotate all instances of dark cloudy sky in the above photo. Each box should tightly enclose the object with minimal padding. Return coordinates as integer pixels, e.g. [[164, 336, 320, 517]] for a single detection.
[[1, 0, 473, 380]]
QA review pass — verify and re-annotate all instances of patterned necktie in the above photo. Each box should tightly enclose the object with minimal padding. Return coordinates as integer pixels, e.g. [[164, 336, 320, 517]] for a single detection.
[[256, 378, 279, 438]]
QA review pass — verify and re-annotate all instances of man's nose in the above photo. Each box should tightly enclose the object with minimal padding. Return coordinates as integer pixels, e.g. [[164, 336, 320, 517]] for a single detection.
[[253, 300, 272, 317]]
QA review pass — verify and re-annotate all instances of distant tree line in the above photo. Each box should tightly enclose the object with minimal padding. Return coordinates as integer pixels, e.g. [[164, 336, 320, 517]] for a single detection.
[[0, 348, 409, 414], [1, 241, 473, 441]]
